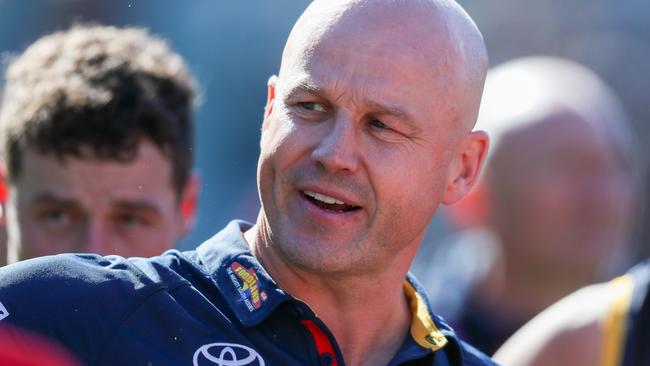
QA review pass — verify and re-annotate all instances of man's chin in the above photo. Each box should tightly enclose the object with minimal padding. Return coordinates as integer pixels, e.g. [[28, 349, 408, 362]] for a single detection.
[[275, 237, 367, 272]]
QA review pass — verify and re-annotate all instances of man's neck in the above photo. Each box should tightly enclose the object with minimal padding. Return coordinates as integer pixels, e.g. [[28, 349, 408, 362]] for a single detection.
[[244, 223, 414, 366]]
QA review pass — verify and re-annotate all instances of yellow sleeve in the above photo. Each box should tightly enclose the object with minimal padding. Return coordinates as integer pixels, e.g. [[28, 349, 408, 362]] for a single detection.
[[601, 274, 635, 366]]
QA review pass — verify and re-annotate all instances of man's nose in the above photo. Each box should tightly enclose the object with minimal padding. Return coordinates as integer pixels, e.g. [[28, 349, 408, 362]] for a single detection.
[[82, 220, 115, 256], [311, 116, 360, 174]]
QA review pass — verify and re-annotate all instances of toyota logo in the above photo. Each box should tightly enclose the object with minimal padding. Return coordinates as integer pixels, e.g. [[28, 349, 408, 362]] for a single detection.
[[193, 342, 265, 366]]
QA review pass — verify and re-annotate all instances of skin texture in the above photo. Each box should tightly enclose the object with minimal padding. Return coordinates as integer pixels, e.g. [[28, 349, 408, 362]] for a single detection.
[[5, 139, 197, 262], [244, 0, 489, 365]]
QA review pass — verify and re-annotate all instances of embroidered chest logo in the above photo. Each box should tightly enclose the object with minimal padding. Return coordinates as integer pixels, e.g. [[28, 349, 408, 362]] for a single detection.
[[193, 342, 265, 366], [0, 301, 9, 321], [227, 262, 267, 311]]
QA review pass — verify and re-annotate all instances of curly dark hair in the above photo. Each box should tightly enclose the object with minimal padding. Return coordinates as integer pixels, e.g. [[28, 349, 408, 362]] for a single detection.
[[0, 25, 198, 198]]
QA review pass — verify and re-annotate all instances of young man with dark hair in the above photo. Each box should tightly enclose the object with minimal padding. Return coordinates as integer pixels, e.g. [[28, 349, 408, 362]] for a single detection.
[[0, 25, 199, 263]]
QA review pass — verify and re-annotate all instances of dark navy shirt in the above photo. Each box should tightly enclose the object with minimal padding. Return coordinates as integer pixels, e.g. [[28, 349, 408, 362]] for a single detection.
[[0, 221, 496, 366]]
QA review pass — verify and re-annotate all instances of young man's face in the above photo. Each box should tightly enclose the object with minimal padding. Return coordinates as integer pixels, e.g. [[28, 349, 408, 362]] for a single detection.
[[6, 139, 193, 262]]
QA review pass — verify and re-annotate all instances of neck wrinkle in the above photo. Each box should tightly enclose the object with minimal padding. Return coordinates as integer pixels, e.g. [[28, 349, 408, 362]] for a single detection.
[[244, 215, 415, 366]]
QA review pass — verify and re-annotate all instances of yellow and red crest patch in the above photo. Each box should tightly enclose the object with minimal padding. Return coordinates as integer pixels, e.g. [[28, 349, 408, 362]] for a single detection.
[[227, 262, 267, 311]]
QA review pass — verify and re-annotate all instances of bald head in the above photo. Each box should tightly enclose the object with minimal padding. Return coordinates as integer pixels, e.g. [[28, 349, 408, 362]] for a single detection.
[[277, 0, 488, 133], [254, 0, 490, 277], [478, 56, 634, 176], [472, 57, 636, 277]]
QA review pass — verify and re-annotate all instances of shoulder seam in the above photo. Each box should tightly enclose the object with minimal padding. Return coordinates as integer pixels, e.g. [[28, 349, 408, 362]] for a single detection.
[[93, 281, 190, 364]]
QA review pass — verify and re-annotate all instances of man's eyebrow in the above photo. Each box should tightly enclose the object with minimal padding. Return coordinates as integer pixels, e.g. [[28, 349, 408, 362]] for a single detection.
[[283, 79, 419, 129], [30, 195, 163, 214], [113, 200, 163, 214], [30, 193, 79, 208], [364, 99, 416, 126], [283, 80, 323, 100]]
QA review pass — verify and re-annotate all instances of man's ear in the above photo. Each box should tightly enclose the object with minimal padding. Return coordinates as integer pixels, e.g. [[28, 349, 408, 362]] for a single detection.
[[179, 172, 200, 235], [262, 75, 278, 132], [446, 178, 491, 229], [442, 131, 489, 205]]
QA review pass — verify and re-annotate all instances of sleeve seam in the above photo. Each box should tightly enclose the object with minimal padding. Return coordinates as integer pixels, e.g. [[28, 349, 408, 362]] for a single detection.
[[92, 281, 190, 364]]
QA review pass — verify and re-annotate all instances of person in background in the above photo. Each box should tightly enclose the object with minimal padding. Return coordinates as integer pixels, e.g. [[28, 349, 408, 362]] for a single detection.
[[0, 324, 80, 366], [0, 0, 496, 364], [0, 24, 199, 263], [495, 258, 650, 366], [411, 56, 637, 355]]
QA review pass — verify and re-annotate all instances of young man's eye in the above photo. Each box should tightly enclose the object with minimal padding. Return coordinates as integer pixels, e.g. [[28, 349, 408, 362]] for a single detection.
[[298, 102, 327, 112], [36, 209, 73, 230], [116, 213, 150, 227], [41, 210, 67, 222]]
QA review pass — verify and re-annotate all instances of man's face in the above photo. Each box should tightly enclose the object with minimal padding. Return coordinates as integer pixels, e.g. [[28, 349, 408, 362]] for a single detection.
[[256, 24, 472, 275], [492, 113, 634, 276], [6, 140, 189, 261]]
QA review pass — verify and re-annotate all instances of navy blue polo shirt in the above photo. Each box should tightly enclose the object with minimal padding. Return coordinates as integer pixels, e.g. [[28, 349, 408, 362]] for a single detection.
[[0, 220, 495, 366]]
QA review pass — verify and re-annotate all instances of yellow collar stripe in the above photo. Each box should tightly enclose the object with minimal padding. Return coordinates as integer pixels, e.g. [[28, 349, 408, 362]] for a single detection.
[[404, 281, 448, 351], [601, 274, 634, 366]]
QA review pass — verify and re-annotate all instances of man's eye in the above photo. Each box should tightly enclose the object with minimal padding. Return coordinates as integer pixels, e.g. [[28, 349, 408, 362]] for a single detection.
[[37, 209, 72, 229], [116, 213, 149, 227], [369, 119, 387, 129], [42, 210, 67, 222], [298, 102, 327, 112]]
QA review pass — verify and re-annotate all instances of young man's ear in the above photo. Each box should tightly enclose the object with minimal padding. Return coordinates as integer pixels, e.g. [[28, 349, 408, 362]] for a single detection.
[[442, 131, 489, 205], [179, 172, 200, 236], [262, 75, 278, 132]]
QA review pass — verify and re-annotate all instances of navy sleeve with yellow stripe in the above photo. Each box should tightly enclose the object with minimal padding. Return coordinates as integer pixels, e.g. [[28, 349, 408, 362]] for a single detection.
[[601, 260, 650, 366]]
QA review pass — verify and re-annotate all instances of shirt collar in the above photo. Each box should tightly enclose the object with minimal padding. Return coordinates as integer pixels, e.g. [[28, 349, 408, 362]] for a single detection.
[[195, 220, 291, 327], [404, 277, 449, 351], [394, 273, 467, 364], [195, 221, 460, 357]]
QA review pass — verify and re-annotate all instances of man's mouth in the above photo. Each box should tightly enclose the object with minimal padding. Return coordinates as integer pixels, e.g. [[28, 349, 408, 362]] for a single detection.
[[303, 191, 361, 213]]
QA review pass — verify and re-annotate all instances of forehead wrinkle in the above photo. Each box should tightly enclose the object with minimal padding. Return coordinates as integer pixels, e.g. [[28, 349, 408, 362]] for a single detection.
[[26, 189, 162, 211], [280, 0, 487, 134], [282, 75, 419, 130], [282, 78, 322, 101], [362, 98, 419, 130]]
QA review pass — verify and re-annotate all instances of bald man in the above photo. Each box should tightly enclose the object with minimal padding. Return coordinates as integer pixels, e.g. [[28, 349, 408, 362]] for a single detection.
[[0, 1, 494, 365], [412, 56, 637, 355]]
